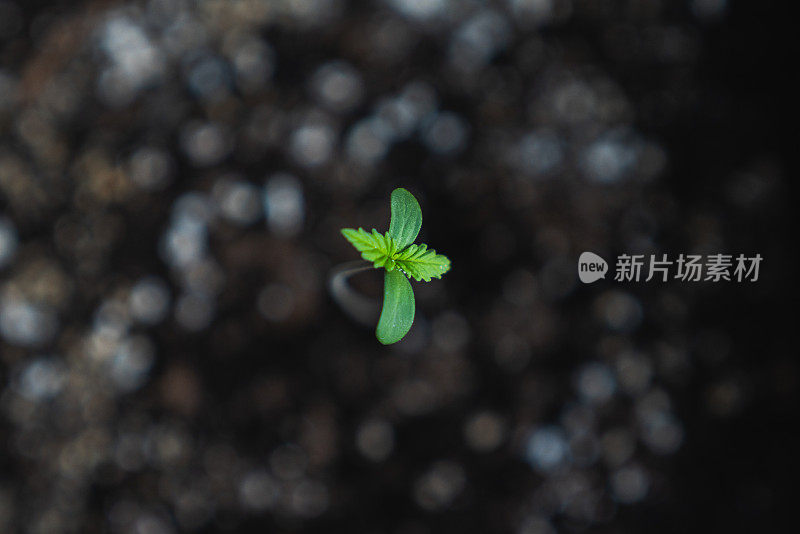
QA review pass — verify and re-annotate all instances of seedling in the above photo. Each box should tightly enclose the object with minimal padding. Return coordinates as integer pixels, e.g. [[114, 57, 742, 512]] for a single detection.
[[341, 188, 451, 344]]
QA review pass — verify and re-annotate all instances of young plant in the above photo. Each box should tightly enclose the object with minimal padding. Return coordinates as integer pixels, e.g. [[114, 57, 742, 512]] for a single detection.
[[341, 188, 451, 344]]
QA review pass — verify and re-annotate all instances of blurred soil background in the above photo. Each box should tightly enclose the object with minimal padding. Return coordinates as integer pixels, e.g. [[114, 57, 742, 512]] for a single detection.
[[0, 0, 795, 533]]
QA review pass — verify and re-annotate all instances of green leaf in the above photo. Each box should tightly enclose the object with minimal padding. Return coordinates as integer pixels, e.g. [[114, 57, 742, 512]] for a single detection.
[[376, 268, 415, 344], [388, 188, 422, 250], [393, 243, 451, 282], [340, 188, 449, 344], [341, 227, 398, 270]]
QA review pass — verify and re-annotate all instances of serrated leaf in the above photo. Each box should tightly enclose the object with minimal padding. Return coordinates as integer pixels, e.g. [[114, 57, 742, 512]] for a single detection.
[[388, 188, 422, 250], [392, 244, 451, 282], [339, 188, 449, 344], [341, 227, 398, 270], [376, 268, 415, 344]]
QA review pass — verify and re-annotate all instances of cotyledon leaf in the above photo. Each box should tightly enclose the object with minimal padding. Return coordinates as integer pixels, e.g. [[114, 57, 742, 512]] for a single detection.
[[388, 188, 422, 250], [376, 268, 415, 344]]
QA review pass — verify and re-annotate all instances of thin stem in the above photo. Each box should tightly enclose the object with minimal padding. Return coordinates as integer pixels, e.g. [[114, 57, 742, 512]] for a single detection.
[[328, 260, 380, 326]]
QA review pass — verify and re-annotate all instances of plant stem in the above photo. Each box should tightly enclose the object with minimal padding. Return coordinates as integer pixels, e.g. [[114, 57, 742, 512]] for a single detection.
[[328, 260, 380, 326]]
